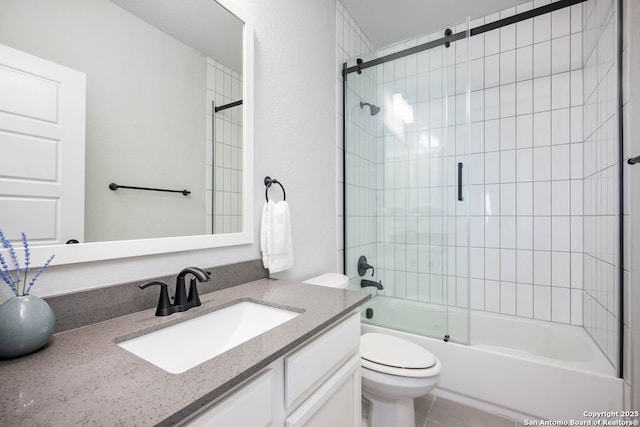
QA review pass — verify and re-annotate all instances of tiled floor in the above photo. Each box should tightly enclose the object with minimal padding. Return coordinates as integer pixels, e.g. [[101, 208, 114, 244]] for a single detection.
[[363, 393, 524, 427]]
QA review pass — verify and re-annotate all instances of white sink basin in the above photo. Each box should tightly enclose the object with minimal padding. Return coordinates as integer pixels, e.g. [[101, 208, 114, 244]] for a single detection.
[[118, 301, 300, 374]]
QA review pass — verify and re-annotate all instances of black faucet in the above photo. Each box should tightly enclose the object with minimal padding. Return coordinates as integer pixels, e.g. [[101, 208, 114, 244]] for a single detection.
[[139, 267, 210, 316], [173, 267, 211, 312], [361, 279, 383, 290]]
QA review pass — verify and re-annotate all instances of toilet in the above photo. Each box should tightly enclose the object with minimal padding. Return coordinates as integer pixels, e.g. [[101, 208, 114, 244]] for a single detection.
[[302, 273, 441, 427]]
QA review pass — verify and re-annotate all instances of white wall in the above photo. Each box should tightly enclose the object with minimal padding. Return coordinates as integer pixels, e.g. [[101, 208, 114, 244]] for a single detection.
[[0, 0, 338, 297], [246, 0, 338, 283]]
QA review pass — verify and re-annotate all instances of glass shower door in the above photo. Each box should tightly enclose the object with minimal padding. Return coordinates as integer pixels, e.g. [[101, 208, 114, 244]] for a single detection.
[[343, 20, 470, 344], [444, 19, 471, 345]]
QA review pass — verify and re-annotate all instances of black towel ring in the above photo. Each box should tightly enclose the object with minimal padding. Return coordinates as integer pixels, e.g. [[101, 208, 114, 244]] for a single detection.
[[264, 176, 286, 202]]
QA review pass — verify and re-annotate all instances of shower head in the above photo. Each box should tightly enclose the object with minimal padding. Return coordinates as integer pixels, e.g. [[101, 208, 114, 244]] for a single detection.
[[360, 101, 381, 116]]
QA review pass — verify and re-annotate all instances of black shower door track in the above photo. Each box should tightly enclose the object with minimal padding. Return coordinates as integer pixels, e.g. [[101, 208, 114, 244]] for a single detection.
[[342, 0, 587, 77], [341, 0, 626, 380]]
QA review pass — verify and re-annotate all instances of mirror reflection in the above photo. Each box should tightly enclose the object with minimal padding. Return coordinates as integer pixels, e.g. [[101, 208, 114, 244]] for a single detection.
[[0, 0, 244, 246]]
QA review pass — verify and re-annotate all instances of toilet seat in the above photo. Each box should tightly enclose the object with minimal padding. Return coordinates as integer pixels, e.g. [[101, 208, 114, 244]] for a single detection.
[[361, 333, 440, 378]]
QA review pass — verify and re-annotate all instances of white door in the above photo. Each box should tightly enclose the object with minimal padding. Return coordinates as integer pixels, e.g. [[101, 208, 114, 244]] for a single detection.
[[0, 43, 86, 245]]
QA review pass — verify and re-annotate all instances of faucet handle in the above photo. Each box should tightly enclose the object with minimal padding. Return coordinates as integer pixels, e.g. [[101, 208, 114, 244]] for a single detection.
[[358, 256, 375, 277], [187, 277, 202, 307], [139, 281, 173, 316]]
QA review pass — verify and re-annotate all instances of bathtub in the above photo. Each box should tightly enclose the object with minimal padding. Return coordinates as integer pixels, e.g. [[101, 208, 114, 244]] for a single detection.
[[361, 296, 623, 421]]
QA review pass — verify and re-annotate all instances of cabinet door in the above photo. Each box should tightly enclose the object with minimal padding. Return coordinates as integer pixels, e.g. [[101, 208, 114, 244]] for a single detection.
[[184, 369, 273, 427], [285, 312, 360, 409], [285, 354, 361, 427]]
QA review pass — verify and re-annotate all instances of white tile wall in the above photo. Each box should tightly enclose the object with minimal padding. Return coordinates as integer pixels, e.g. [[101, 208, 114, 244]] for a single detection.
[[582, 0, 619, 367], [463, 0, 584, 325], [337, 1, 375, 279], [206, 58, 243, 234]]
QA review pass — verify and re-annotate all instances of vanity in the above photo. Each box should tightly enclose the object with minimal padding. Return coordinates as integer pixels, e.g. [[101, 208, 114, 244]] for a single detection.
[[181, 304, 362, 427], [0, 279, 369, 426]]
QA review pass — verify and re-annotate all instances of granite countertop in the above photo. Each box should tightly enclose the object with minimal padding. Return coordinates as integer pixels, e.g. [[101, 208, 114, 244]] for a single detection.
[[0, 278, 370, 426]]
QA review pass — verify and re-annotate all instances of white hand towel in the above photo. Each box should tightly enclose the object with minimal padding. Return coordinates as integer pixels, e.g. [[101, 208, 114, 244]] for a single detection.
[[260, 201, 270, 269], [260, 200, 294, 273]]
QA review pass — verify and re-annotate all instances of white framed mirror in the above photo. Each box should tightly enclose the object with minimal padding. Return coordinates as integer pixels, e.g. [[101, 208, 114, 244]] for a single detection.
[[0, 0, 254, 266]]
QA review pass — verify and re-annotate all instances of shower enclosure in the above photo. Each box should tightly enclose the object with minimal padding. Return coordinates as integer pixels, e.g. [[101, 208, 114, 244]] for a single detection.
[[343, 19, 472, 344], [343, 0, 622, 386]]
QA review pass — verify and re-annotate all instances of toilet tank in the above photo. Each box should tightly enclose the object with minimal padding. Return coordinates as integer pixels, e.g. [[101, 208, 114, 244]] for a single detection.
[[302, 273, 349, 289]]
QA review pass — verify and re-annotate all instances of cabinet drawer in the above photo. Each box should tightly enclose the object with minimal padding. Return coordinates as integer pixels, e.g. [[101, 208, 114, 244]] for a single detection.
[[285, 312, 360, 409], [184, 369, 273, 427]]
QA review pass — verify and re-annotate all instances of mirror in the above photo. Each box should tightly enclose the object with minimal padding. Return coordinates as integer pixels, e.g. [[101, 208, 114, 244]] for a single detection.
[[0, 0, 254, 265]]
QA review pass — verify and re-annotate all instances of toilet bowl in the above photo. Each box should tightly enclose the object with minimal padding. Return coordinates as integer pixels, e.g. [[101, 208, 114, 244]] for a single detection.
[[360, 332, 441, 427], [302, 273, 441, 427]]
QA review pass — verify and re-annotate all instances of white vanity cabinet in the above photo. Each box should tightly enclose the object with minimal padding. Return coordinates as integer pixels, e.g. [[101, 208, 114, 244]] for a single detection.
[[285, 354, 360, 427], [181, 311, 361, 427], [184, 369, 275, 427]]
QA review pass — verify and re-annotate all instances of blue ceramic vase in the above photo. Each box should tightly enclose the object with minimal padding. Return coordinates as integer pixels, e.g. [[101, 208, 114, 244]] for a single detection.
[[0, 295, 56, 358]]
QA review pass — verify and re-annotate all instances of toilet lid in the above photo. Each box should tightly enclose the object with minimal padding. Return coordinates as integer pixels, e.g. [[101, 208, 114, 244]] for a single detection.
[[360, 333, 436, 369]]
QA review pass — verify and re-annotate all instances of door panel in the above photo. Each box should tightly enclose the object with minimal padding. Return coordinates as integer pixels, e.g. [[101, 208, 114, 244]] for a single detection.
[[0, 43, 86, 244]]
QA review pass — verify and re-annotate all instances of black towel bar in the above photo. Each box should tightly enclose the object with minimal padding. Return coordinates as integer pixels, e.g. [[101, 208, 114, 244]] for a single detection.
[[214, 100, 243, 113], [109, 183, 190, 196]]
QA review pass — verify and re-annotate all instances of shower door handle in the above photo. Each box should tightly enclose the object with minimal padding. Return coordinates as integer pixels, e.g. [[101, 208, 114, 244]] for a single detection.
[[457, 162, 463, 201]]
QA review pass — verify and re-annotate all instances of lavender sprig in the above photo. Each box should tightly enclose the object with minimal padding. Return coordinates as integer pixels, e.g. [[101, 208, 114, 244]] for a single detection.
[[0, 264, 17, 296], [0, 229, 54, 296], [0, 253, 19, 296], [21, 232, 30, 296], [2, 230, 21, 273], [25, 254, 54, 295], [0, 229, 19, 289]]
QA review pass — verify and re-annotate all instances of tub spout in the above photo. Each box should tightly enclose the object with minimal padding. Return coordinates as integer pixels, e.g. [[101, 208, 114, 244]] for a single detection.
[[361, 279, 383, 290]]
